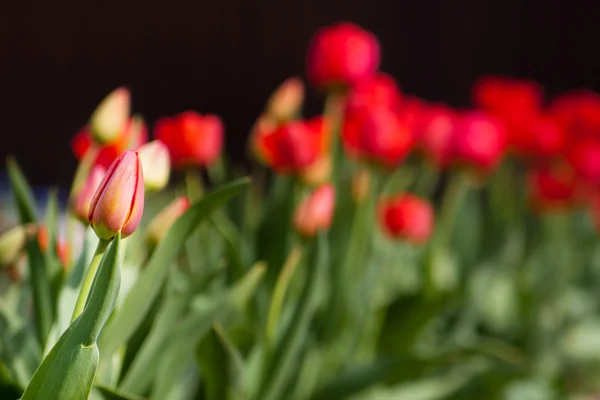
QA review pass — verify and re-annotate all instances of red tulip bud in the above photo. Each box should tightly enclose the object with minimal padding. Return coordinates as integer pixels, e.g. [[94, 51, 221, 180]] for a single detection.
[[453, 112, 508, 172], [71, 165, 107, 223], [342, 106, 414, 167], [550, 90, 600, 141], [90, 87, 131, 145], [416, 105, 457, 168], [345, 73, 402, 114], [72, 126, 93, 160], [306, 22, 380, 91], [138, 140, 171, 191], [266, 77, 305, 122], [146, 196, 190, 245], [293, 184, 335, 237], [155, 111, 223, 169], [379, 194, 434, 244], [528, 164, 578, 212], [89, 150, 145, 240], [566, 139, 600, 184]]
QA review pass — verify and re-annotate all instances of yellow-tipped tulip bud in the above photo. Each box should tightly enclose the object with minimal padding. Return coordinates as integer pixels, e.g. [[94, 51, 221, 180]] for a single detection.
[[146, 196, 190, 245], [71, 165, 107, 223], [90, 87, 131, 144], [266, 77, 305, 122], [138, 140, 171, 192], [89, 150, 145, 240]]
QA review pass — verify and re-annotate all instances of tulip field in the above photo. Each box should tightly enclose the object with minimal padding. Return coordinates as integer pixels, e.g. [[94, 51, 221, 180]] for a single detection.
[[3, 21, 600, 399]]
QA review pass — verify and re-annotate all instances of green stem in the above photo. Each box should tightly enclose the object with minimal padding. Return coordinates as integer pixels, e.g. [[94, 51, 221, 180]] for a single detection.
[[413, 161, 440, 198], [71, 239, 111, 322]]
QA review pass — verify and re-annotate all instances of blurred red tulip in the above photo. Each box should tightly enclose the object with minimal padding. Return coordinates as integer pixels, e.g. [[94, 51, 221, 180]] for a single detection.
[[528, 164, 578, 211], [566, 139, 600, 184], [550, 90, 600, 141], [255, 116, 329, 175], [342, 106, 414, 167], [155, 111, 223, 169], [293, 184, 335, 237], [512, 114, 565, 159], [345, 73, 402, 114], [453, 112, 508, 171], [416, 105, 457, 167], [473, 76, 542, 121], [306, 22, 380, 91], [72, 126, 93, 160], [379, 194, 434, 244]]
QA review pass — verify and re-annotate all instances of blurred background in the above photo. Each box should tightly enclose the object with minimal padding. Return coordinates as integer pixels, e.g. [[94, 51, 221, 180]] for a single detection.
[[1, 0, 600, 186]]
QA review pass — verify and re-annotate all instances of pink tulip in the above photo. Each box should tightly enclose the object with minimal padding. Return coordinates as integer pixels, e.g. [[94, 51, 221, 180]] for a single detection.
[[71, 165, 107, 222]]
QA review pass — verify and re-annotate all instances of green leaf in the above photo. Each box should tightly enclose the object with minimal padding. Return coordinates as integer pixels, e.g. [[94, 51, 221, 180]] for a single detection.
[[43, 189, 64, 297], [21, 235, 122, 400], [24, 239, 54, 347], [6, 157, 37, 224], [0, 359, 23, 400], [256, 232, 328, 400], [95, 385, 143, 400], [98, 178, 250, 360], [149, 265, 265, 400]]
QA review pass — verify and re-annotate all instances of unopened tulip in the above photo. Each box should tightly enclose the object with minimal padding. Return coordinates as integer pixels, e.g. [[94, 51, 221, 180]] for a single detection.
[[89, 150, 145, 240], [255, 116, 329, 175], [266, 77, 305, 121], [342, 106, 414, 167], [473, 76, 542, 122], [515, 115, 565, 159], [300, 155, 332, 186], [90, 87, 131, 145], [71, 165, 107, 222], [293, 184, 335, 237], [453, 112, 508, 172], [566, 139, 600, 184], [72, 126, 93, 160], [345, 73, 402, 114], [306, 22, 380, 91], [146, 196, 190, 245], [155, 111, 223, 169], [416, 105, 457, 168], [550, 90, 600, 141], [528, 165, 578, 211], [138, 140, 171, 191], [0, 224, 34, 269], [379, 194, 434, 244]]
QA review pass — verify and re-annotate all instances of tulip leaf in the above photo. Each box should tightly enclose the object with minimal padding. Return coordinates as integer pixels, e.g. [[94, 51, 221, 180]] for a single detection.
[[149, 264, 265, 400], [256, 232, 329, 400], [21, 235, 122, 400], [99, 178, 250, 366], [6, 157, 38, 224], [95, 385, 143, 400], [24, 239, 54, 348], [43, 188, 64, 302]]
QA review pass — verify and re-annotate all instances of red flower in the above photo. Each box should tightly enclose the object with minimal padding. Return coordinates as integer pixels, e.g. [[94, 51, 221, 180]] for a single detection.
[[293, 184, 335, 237], [453, 112, 508, 171], [550, 90, 600, 141], [306, 22, 380, 91], [379, 194, 434, 244], [345, 73, 402, 114], [512, 114, 565, 159], [254, 116, 329, 175], [566, 139, 600, 184], [416, 105, 457, 167], [342, 106, 414, 167], [154, 111, 223, 169], [528, 164, 578, 211], [473, 76, 542, 121]]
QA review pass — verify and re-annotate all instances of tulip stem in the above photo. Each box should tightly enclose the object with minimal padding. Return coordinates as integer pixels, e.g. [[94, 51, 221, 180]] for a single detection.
[[71, 238, 111, 323]]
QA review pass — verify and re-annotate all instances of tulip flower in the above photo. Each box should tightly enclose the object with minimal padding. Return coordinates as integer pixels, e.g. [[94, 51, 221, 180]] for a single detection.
[[89, 150, 145, 240], [0, 224, 34, 269], [138, 140, 171, 191], [473, 76, 542, 122], [146, 196, 190, 245], [566, 139, 600, 184], [351, 169, 371, 203], [550, 90, 600, 141], [293, 184, 335, 237], [71, 165, 107, 222], [528, 165, 578, 212], [90, 87, 131, 145], [266, 77, 305, 122], [379, 194, 434, 244], [342, 106, 414, 167], [306, 22, 380, 91], [345, 73, 402, 114], [154, 111, 223, 169], [453, 112, 508, 172], [512, 115, 565, 159], [255, 116, 329, 175], [416, 105, 457, 168]]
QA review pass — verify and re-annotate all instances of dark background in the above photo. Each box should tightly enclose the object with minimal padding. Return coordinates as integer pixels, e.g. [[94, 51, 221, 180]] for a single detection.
[[1, 1, 600, 186]]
